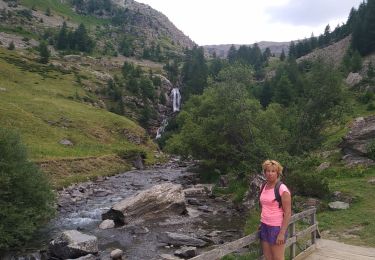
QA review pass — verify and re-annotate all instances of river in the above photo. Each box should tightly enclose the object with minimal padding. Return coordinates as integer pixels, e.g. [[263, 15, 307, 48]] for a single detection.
[[3, 162, 248, 260]]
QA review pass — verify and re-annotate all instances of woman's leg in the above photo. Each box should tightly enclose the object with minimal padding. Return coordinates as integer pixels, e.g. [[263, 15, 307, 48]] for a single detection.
[[270, 243, 285, 260], [261, 240, 273, 260]]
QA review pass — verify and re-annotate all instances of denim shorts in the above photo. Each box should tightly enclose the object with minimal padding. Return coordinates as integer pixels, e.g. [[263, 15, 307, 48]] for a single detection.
[[259, 222, 288, 245]]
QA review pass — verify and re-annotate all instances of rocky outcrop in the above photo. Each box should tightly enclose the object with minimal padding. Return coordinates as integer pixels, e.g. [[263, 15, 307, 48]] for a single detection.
[[49, 230, 98, 259], [339, 115, 375, 167], [102, 183, 187, 225], [242, 174, 265, 209], [345, 72, 363, 87], [297, 36, 351, 68]]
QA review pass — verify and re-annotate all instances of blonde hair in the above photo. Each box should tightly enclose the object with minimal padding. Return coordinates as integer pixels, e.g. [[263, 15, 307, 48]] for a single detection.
[[262, 159, 283, 177]]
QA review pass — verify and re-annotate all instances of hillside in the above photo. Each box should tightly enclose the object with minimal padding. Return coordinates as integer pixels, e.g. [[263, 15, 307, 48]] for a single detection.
[[0, 42, 162, 188], [0, 0, 194, 58], [204, 41, 290, 58]]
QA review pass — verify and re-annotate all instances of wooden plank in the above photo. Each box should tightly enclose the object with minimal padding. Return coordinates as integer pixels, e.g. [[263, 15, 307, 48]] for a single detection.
[[290, 223, 296, 259], [289, 208, 316, 224], [191, 208, 317, 260], [190, 232, 259, 260]]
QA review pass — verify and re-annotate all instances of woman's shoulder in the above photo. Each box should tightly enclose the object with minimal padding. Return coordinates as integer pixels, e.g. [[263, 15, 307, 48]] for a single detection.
[[279, 183, 290, 195]]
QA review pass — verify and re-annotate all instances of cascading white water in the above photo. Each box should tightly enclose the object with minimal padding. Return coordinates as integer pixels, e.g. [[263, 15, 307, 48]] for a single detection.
[[156, 118, 168, 139], [171, 88, 181, 112], [156, 88, 181, 139]]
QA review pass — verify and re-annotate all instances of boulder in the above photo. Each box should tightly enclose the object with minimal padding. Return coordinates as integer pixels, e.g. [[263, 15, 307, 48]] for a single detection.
[[102, 183, 187, 225], [368, 178, 375, 185], [99, 219, 115, 229], [158, 232, 207, 247], [174, 246, 197, 258], [49, 230, 98, 259], [339, 115, 375, 167], [110, 249, 123, 259], [345, 72, 363, 87], [59, 139, 73, 146], [328, 201, 350, 210]]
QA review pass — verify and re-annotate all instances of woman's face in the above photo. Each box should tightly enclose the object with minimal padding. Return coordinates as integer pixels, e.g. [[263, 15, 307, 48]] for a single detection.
[[264, 166, 279, 183]]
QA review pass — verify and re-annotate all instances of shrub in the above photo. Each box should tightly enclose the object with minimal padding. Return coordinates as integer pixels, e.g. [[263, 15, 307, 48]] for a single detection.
[[285, 170, 330, 198], [7, 41, 15, 50], [367, 139, 375, 160], [0, 128, 55, 249]]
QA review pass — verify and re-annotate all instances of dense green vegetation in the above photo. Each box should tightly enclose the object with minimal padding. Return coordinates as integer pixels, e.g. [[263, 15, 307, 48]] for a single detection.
[[0, 128, 55, 250], [289, 0, 375, 60]]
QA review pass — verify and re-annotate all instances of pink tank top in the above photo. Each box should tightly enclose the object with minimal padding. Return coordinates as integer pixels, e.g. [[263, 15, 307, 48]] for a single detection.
[[260, 183, 290, 226]]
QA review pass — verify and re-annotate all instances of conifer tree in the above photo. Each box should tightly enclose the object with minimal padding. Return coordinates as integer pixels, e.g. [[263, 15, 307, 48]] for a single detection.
[[39, 41, 50, 64], [57, 22, 68, 50]]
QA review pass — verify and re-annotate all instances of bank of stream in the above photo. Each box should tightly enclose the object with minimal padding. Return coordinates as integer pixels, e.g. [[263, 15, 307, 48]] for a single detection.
[[3, 161, 249, 260]]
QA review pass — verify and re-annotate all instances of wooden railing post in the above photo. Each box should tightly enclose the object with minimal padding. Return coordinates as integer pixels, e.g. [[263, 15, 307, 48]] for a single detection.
[[310, 211, 316, 245], [290, 222, 296, 259]]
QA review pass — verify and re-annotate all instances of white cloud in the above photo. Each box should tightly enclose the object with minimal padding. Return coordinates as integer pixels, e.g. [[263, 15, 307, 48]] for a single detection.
[[135, 0, 362, 45]]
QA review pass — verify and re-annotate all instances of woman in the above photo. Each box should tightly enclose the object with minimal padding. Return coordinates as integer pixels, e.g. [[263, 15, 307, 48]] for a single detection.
[[259, 160, 292, 260]]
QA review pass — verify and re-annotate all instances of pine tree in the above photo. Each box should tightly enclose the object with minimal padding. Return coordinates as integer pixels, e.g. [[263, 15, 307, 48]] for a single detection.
[[227, 45, 237, 63], [57, 22, 68, 49], [39, 42, 50, 64], [280, 49, 286, 61]]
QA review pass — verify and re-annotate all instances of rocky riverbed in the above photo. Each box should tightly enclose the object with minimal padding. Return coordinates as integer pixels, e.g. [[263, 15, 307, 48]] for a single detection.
[[3, 161, 248, 260]]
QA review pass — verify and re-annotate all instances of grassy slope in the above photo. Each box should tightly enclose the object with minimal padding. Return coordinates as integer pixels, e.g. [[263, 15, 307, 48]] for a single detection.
[[0, 47, 157, 187], [20, 0, 109, 26]]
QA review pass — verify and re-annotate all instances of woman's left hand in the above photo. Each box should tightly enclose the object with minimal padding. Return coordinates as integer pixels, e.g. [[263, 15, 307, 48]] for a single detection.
[[276, 232, 285, 245]]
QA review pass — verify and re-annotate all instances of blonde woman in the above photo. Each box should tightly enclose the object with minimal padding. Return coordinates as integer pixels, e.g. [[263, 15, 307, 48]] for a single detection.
[[259, 160, 292, 260]]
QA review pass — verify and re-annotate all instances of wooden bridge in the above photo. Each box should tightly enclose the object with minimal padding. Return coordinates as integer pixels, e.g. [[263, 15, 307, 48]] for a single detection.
[[190, 208, 375, 260]]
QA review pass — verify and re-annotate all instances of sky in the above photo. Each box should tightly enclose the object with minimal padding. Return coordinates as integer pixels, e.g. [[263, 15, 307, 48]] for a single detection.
[[135, 0, 363, 45]]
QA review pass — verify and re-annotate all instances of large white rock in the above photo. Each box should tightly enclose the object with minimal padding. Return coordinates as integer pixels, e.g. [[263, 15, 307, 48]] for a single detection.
[[102, 183, 186, 225], [49, 230, 98, 259]]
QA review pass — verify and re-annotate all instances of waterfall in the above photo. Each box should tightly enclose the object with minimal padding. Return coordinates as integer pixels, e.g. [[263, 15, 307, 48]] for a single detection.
[[171, 88, 181, 112], [156, 118, 168, 139], [156, 88, 181, 139]]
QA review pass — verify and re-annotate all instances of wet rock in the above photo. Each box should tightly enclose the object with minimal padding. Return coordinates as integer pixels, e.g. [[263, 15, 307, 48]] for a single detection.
[[49, 230, 98, 259], [99, 219, 115, 230], [110, 249, 123, 259], [187, 198, 203, 206], [197, 205, 213, 213], [183, 184, 213, 197], [127, 224, 149, 234], [158, 232, 207, 247], [174, 246, 197, 258], [67, 254, 97, 260], [160, 254, 182, 260], [207, 230, 222, 237], [102, 183, 186, 225], [328, 201, 350, 210]]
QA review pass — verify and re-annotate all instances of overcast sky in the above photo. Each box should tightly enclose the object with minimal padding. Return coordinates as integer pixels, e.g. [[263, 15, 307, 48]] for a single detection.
[[135, 0, 363, 45]]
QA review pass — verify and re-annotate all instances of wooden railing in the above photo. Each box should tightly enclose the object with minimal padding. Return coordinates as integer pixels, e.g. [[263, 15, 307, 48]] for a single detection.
[[191, 207, 318, 260]]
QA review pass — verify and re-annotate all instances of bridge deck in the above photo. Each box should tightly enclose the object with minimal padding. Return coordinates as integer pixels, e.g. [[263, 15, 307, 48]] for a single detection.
[[300, 239, 375, 260]]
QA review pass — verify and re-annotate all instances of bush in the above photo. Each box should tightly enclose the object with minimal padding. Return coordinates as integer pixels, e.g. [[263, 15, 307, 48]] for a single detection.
[[367, 139, 375, 160], [285, 170, 330, 198], [0, 128, 55, 249]]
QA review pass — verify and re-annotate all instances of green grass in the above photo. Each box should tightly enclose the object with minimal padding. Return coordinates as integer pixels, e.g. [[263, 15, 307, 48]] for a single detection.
[[0, 47, 157, 186], [20, 0, 110, 27], [317, 167, 375, 246]]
